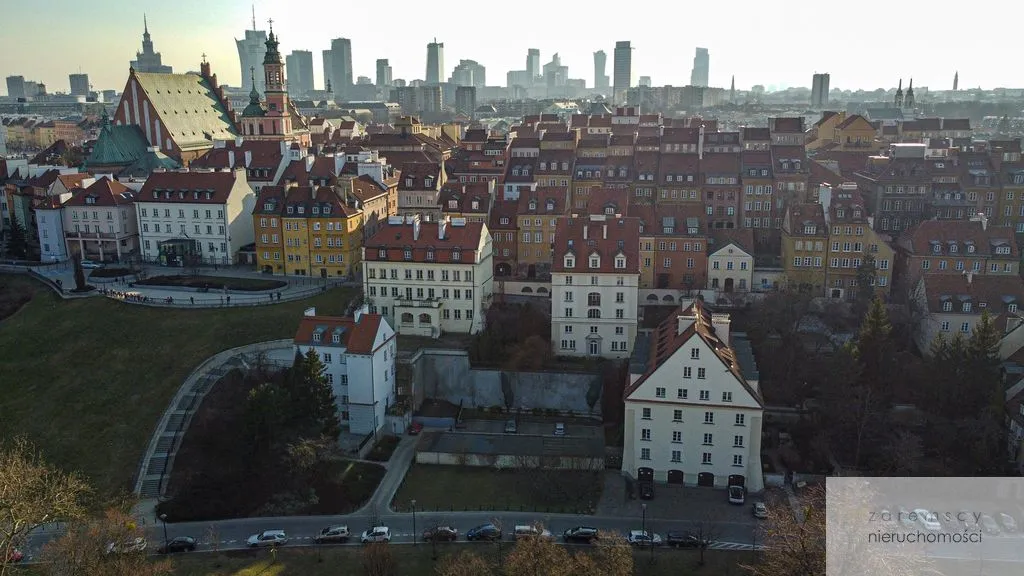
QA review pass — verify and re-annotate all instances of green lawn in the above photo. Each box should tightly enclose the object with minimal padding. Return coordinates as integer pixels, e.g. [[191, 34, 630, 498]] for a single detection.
[[136, 275, 288, 291], [160, 545, 754, 576], [392, 465, 603, 514], [0, 276, 355, 502]]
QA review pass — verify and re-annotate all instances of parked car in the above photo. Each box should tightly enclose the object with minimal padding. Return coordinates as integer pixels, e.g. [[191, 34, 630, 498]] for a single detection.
[[247, 530, 288, 547], [997, 512, 1018, 533], [914, 509, 941, 532], [514, 525, 554, 541], [422, 526, 458, 542], [105, 537, 147, 554], [554, 422, 566, 436], [314, 525, 351, 544], [466, 523, 502, 541], [664, 531, 708, 549], [562, 526, 599, 544], [80, 260, 103, 269], [979, 514, 1001, 535], [728, 485, 746, 505], [638, 481, 654, 500], [157, 536, 196, 554], [959, 511, 981, 533], [627, 530, 662, 547], [361, 527, 391, 544], [753, 502, 768, 519], [6, 549, 23, 563], [407, 422, 423, 435], [504, 419, 518, 433], [897, 506, 917, 531]]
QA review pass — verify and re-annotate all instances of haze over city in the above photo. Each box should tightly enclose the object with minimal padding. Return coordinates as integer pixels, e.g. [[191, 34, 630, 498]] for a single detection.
[[0, 0, 1017, 95]]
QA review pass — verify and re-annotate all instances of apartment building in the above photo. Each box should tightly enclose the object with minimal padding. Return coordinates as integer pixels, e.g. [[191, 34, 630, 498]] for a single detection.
[[896, 214, 1017, 290], [438, 181, 493, 223], [397, 161, 445, 221], [914, 273, 1024, 356], [136, 168, 254, 265], [819, 184, 894, 300], [707, 228, 754, 293], [623, 301, 764, 490], [362, 215, 493, 336], [490, 199, 519, 278], [61, 177, 139, 263], [550, 213, 641, 359], [632, 204, 707, 292], [516, 187, 566, 278], [781, 203, 827, 294]]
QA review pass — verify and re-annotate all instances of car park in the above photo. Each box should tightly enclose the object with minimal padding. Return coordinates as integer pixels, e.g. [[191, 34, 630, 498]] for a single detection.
[[562, 526, 599, 544], [361, 526, 392, 544], [466, 524, 502, 541], [627, 530, 662, 547], [157, 536, 196, 554], [664, 531, 708, 548], [514, 525, 554, 541], [247, 530, 288, 547], [753, 502, 768, 519], [314, 525, 350, 544], [423, 526, 458, 542]]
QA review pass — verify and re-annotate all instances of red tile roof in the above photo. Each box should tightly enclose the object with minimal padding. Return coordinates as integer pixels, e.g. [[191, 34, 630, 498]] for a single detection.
[[658, 153, 700, 182], [710, 227, 755, 254], [786, 203, 826, 235], [439, 183, 491, 215], [283, 185, 361, 218], [585, 188, 630, 216], [836, 114, 870, 130], [897, 218, 1017, 258], [630, 203, 704, 237], [741, 127, 770, 141], [63, 176, 135, 207], [701, 152, 740, 174], [398, 162, 442, 190], [921, 274, 1024, 316], [517, 187, 567, 215], [294, 313, 386, 355], [363, 217, 486, 262], [138, 170, 241, 204], [489, 199, 519, 230], [191, 140, 284, 172], [551, 214, 641, 274], [348, 175, 389, 203]]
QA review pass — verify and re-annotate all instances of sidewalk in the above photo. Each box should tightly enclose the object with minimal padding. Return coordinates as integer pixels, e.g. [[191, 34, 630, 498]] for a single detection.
[[367, 435, 420, 514]]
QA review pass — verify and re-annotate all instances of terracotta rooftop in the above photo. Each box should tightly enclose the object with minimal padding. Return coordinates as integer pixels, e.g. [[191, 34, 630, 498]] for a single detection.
[[898, 217, 1017, 259], [63, 177, 135, 207], [294, 313, 385, 355], [138, 170, 241, 204], [363, 217, 486, 263], [551, 214, 641, 274], [921, 274, 1024, 317]]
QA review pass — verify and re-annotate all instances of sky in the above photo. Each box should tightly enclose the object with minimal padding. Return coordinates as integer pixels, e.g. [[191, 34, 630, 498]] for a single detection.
[[1, 0, 1019, 96]]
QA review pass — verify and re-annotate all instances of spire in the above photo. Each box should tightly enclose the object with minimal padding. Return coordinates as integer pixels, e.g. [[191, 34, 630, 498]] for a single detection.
[[101, 107, 112, 131], [263, 18, 281, 64], [248, 67, 260, 102], [953, 71, 959, 91], [251, 4, 256, 30], [144, 14, 148, 34]]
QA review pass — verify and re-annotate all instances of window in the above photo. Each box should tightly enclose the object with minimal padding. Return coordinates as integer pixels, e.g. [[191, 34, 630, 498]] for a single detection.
[[697, 367, 706, 379], [671, 450, 682, 463], [673, 410, 682, 422], [641, 429, 651, 441], [722, 391, 733, 402], [703, 433, 713, 445], [690, 348, 699, 359], [699, 390, 710, 401], [733, 455, 743, 466], [683, 366, 692, 379], [640, 448, 651, 460], [961, 322, 970, 333], [702, 453, 712, 465], [704, 411, 714, 424], [735, 414, 745, 426], [655, 387, 666, 398], [678, 388, 688, 399], [642, 408, 651, 420], [942, 301, 952, 312], [734, 435, 744, 447]]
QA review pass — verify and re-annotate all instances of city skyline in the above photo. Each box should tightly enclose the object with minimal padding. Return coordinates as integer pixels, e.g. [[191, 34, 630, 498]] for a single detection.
[[0, 0, 1014, 96]]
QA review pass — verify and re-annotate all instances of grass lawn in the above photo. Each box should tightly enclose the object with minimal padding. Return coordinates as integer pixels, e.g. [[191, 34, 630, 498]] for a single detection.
[[0, 275, 35, 320], [88, 267, 134, 278], [0, 276, 356, 502], [365, 435, 401, 462], [136, 275, 287, 291], [392, 465, 602, 514], [163, 545, 755, 576]]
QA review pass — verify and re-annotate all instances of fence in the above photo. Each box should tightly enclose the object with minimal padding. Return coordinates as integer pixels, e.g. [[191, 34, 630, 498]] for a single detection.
[[101, 284, 332, 309]]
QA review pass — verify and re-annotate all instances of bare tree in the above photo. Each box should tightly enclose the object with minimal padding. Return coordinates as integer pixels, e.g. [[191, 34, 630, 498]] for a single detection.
[[435, 549, 492, 576], [590, 531, 634, 576], [503, 525, 574, 576], [0, 437, 89, 576], [205, 524, 221, 553], [689, 509, 723, 566], [39, 508, 172, 576], [361, 542, 397, 576]]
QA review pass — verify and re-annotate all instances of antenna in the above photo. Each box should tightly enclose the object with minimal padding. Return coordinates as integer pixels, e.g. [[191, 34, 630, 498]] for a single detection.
[[252, 4, 256, 30]]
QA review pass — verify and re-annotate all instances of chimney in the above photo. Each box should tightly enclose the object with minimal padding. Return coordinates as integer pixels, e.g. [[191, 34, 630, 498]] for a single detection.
[[227, 150, 235, 168], [413, 216, 421, 241], [698, 123, 705, 160], [602, 223, 607, 239], [214, 140, 226, 149], [437, 216, 448, 240], [305, 155, 315, 173], [712, 313, 732, 344], [354, 304, 369, 322], [244, 150, 252, 167], [970, 212, 988, 231], [304, 307, 317, 317], [966, 271, 974, 286], [677, 309, 697, 335], [583, 223, 588, 240]]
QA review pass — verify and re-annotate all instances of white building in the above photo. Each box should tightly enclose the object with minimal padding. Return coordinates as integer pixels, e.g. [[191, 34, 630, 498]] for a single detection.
[[136, 168, 255, 265], [362, 214, 493, 336], [294, 306, 397, 437], [32, 174, 96, 262], [550, 214, 641, 359], [707, 229, 754, 293], [60, 177, 139, 263], [914, 273, 1024, 356], [623, 301, 764, 492]]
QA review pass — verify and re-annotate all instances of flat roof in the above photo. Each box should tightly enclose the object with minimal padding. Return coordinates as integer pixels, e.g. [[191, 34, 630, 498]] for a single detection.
[[420, 432, 605, 459]]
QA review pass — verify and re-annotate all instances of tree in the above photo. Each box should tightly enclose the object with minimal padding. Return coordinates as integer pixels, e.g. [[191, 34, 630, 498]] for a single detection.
[[743, 487, 825, 576], [5, 219, 28, 259], [289, 349, 342, 439], [815, 347, 886, 468], [73, 256, 87, 291], [435, 549, 492, 576], [361, 542, 397, 576], [0, 437, 89, 576], [853, 254, 877, 316], [39, 508, 173, 576], [690, 510, 722, 566], [851, 297, 894, 396], [503, 527, 574, 576], [245, 381, 286, 454], [589, 531, 634, 576]]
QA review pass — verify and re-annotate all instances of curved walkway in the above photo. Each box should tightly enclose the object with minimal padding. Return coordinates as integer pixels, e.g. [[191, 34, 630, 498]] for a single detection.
[[134, 340, 296, 498]]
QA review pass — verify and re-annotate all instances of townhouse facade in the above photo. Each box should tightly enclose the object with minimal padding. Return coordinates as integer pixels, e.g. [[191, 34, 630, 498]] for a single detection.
[[914, 273, 1024, 355], [819, 184, 894, 300], [397, 161, 445, 221], [781, 203, 828, 294], [707, 228, 755, 293], [489, 199, 519, 278], [896, 214, 1018, 290], [62, 177, 140, 263]]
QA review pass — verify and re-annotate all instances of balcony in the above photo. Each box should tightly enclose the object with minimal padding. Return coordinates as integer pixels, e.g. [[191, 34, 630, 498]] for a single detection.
[[64, 230, 128, 240], [394, 297, 442, 309]]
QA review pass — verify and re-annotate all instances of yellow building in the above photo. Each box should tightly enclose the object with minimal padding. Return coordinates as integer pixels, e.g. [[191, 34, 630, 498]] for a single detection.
[[781, 203, 828, 294], [253, 186, 286, 274], [806, 112, 880, 152], [820, 185, 894, 300], [516, 188, 567, 277]]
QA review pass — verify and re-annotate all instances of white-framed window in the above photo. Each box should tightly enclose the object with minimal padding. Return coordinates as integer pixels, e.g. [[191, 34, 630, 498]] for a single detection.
[[733, 454, 743, 466], [655, 387, 666, 398], [641, 429, 651, 441], [704, 411, 714, 424], [703, 433, 713, 445], [642, 408, 651, 420], [702, 452, 712, 465], [734, 435, 744, 447], [640, 448, 651, 460], [672, 431, 682, 443], [672, 410, 682, 422], [699, 390, 710, 401], [735, 414, 745, 426]]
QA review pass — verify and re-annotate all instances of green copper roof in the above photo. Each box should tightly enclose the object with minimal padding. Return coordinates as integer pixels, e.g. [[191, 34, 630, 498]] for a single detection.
[[122, 148, 180, 177], [133, 72, 239, 151], [85, 124, 150, 167]]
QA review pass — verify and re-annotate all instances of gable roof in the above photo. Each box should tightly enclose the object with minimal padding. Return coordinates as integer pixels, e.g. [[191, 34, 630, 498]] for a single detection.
[[551, 214, 641, 274], [710, 228, 755, 255], [921, 274, 1024, 317], [898, 218, 1017, 258], [64, 177, 135, 207], [131, 71, 238, 151], [137, 170, 241, 204], [294, 313, 386, 355], [85, 122, 150, 168]]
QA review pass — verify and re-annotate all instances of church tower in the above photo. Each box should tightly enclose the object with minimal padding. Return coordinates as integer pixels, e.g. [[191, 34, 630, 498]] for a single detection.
[[904, 79, 915, 109], [894, 79, 904, 108], [238, 19, 293, 140]]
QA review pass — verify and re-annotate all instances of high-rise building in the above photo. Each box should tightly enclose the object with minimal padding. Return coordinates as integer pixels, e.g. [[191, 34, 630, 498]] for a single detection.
[[690, 47, 709, 87], [526, 49, 540, 83], [593, 50, 609, 89], [455, 86, 476, 116], [639, 76, 651, 88], [450, 60, 486, 88], [426, 39, 445, 85], [130, 15, 172, 73], [6, 76, 26, 99], [613, 41, 633, 101], [236, 10, 268, 93], [69, 73, 90, 96], [328, 38, 354, 98], [285, 50, 314, 96], [953, 71, 959, 91], [237, 21, 297, 142], [376, 59, 393, 87], [810, 73, 830, 108], [322, 50, 334, 92], [543, 54, 568, 88]]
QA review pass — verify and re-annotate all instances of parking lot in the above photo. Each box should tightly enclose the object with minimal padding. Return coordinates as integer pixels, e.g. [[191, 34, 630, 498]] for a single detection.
[[460, 418, 604, 439]]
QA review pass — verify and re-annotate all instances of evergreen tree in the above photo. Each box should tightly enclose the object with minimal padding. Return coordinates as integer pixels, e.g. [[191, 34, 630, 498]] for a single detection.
[[295, 348, 341, 439], [854, 254, 878, 314], [852, 297, 894, 395], [6, 218, 28, 259], [73, 257, 87, 291]]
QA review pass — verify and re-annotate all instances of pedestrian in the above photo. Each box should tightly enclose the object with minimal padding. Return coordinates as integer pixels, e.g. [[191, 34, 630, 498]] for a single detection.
[[190, 296, 194, 305], [226, 295, 231, 305], [269, 293, 273, 301], [220, 296, 224, 305]]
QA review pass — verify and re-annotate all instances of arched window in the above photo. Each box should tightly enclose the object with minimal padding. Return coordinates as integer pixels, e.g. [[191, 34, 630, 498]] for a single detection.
[[401, 312, 414, 324], [587, 292, 601, 306], [418, 313, 431, 324]]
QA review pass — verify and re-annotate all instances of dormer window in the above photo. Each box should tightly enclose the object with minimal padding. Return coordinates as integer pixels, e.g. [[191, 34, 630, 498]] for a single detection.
[[933, 244, 941, 254], [950, 244, 957, 253], [942, 301, 952, 312], [425, 177, 434, 187], [403, 248, 412, 260], [332, 334, 340, 343], [545, 200, 555, 212], [968, 245, 976, 253], [853, 210, 861, 218], [589, 256, 600, 268], [287, 206, 294, 214], [963, 302, 972, 313], [1010, 303, 1019, 313], [264, 202, 273, 211], [378, 248, 387, 258], [312, 333, 321, 342], [500, 217, 509, 225], [471, 200, 479, 210], [405, 177, 414, 187], [452, 249, 462, 261], [528, 200, 537, 211], [324, 206, 331, 214], [205, 191, 212, 200], [803, 225, 816, 235], [539, 162, 547, 170], [615, 257, 626, 269], [297, 206, 305, 214], [426, 249, 435, 261], [312, 207, 320, 215], [565, 256, 575, 268]]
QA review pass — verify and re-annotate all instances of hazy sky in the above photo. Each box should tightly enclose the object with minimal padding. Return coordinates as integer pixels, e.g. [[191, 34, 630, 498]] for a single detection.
[[1, 0, 1018, 96]]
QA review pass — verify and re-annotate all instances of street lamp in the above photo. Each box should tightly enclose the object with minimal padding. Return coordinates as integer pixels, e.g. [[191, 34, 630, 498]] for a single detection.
[[412, 499, 417, 546], [159, 514, 168, 548]]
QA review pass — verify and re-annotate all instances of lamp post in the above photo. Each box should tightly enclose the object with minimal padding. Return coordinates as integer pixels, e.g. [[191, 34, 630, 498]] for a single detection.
[[159, 514, 168, 549], [412, 499, 417, 546]]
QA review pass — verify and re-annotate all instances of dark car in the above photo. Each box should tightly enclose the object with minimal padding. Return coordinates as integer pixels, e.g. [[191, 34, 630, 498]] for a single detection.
[[157, 536, 196, 554], [639, 481, 654, 500], [665, 531, 708, 549], [423, 526, 458, 542], [563, 526, 599, 544], [466, 523, 502, 541]]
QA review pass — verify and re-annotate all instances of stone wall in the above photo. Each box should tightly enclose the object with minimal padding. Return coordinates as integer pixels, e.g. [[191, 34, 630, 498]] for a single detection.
[[409, 349, 602, 415]]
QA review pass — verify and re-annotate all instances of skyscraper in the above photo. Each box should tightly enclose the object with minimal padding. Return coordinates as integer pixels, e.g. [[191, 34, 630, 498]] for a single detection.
[[543, 54, 568, 88], [450, 60, 486, 88], [810, 73, 830, 108], [328, 38, 354, 98], [285, 50, 314, 96], [426, 39, 445, 85], [953, 71, 959, 91], [613, 41, 633, 101], [322, 50, 334, 92], [6, 76, 25, 99], [236, 9, 268, 93], [594, 50, 609, 89], [526, 49, 540, 83], [69, 73, 90, 96], [376, 59, 393, 87], [639, 76, 651, 88], [455, 86, 476, 116], [130, 16, 172, 73], [690, 47, 709, 87]]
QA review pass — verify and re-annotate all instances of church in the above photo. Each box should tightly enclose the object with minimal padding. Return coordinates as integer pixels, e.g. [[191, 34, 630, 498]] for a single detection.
[[236, 20, 310, 146]]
